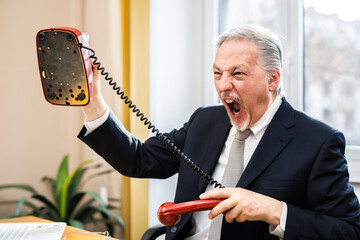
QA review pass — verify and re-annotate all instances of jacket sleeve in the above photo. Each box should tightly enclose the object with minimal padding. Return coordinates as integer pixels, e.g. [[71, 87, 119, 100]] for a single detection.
[[77, 108, 202, 179], [284, 131, 360, 239]]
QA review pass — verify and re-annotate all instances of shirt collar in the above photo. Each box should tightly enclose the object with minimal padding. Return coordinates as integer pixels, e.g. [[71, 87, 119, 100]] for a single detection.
[[250, 95, 282, 139]]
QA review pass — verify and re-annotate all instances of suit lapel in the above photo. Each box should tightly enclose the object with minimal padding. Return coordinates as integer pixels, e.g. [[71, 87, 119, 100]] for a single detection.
[[198, 114, 232, 192], [238, 98, 295, 188]]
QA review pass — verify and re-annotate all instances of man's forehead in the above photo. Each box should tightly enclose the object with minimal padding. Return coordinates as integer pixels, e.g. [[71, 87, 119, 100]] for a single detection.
[[213, 63, 248, 71], [214, 40, 259, 69]]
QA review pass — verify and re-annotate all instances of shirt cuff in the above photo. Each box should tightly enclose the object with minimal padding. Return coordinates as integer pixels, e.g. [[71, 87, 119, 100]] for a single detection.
[[84, 107, 110, 135], [269, 201, 287, 239]]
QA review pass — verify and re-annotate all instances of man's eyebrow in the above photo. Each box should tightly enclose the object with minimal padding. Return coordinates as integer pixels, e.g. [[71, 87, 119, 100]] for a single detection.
[[232, 64, 247, 70], [212, 64, 247, 71], [212, 64, 220, 70]]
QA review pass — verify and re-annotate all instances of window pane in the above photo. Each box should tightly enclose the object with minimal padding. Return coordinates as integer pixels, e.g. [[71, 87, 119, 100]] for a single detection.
[[219, 0, 282, 35], [304, 0, 360, 145]]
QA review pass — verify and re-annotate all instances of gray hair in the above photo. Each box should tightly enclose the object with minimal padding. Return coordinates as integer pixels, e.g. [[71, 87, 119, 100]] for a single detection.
[[216, 24, 284, 96]]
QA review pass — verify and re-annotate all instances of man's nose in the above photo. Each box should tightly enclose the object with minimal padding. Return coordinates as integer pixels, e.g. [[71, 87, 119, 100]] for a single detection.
[[218, 73, 233, 92]]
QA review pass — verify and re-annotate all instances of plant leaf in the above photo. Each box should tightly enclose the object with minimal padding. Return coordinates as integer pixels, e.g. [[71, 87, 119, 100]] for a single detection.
[[31, 194, 58, 212], [91, 205, 125, 228], [82, 169, 116, 186], [71, 190, 106, 221], [0, 199, 39, 219], [68, 219, 84, 229], [59, 159, 93, 220], [74, 206, 98, 224], [99, 211, 113, 235], [3, 194, 60, 221], [66, 192, 86, 219], [42, 176, 56, 201], [0, 194, 59, 221], [0, 184, 38, 194], [32, 205, 61, 221], [1, 211, 30, 219], [72, 197, 96, 220], [55, 155, 69, 208], [85, 191, 106, 206], [67, 168, 87, 202], [15, 196, 32, 216], [42, 176, 55, 185]]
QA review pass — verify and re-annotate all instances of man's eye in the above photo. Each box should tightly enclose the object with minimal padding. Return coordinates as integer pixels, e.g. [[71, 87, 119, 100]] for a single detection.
[[214, 71, 221, 76], [234, 72, 246, 76]]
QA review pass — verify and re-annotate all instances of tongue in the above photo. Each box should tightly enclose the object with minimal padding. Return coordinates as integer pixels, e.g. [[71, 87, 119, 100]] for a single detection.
[[233, 102, 241, 112]]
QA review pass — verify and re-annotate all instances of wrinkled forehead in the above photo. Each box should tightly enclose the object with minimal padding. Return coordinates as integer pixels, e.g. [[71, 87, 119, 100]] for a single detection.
[[214, 39, 260, 69]]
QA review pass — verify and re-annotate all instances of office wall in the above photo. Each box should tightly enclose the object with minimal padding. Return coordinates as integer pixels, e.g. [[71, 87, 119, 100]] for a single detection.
[[148, 0, 219, 227], [0, 0, 122, 223]]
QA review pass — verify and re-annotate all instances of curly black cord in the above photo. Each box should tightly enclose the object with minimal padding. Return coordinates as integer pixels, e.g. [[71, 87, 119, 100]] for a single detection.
[[81, 45, 224, 189]]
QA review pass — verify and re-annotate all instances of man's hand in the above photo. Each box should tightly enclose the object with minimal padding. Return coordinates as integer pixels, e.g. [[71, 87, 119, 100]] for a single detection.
[[81, 60, 108, 121], [199, 187, 283, 226]]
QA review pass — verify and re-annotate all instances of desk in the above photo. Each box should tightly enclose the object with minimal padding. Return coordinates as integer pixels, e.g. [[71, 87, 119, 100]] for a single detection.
[[0, 216, 119, 240]]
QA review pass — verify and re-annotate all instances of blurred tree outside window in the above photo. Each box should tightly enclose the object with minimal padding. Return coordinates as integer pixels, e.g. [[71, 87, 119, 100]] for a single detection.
[[304, 0, 360, 145]]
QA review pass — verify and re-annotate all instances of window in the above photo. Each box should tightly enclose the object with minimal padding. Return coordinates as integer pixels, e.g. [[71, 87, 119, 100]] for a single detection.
[[219, 0, 282, 37], [304, 0, 360, 145]]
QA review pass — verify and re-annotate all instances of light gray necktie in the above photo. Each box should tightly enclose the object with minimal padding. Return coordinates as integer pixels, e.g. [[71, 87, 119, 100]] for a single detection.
[[207, 129, 252, 240]]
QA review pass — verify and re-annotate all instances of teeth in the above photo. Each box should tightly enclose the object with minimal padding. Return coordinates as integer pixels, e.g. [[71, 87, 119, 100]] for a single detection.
[[225, 99, 234, 103]]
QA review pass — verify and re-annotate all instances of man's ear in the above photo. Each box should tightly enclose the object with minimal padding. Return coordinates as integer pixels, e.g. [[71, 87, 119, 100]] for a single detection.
[[268, 71, 281, 92]]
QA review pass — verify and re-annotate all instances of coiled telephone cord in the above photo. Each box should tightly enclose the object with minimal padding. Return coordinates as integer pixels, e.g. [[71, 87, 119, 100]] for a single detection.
[[81, 45, 224, 189]]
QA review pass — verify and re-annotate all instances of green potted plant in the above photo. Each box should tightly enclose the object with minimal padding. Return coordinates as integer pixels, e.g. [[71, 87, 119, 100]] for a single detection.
[[0, 154, 124, 235]]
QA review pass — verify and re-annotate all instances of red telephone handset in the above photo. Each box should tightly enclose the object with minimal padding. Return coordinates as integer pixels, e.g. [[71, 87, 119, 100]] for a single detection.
[[157, 199, 225, 226]]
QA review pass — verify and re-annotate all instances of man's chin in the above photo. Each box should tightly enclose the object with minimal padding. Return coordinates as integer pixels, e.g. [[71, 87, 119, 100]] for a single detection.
[[229, 116, 250, 132]]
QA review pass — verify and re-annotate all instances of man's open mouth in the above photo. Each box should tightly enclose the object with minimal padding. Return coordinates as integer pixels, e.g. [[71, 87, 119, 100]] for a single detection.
[[225, 99, 241, 115]]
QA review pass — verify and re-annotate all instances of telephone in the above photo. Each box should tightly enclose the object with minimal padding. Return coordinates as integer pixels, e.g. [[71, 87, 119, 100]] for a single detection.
[[157, 199, 225, 226], [36, 27, 224, 226], [36, 27, 93, 106]]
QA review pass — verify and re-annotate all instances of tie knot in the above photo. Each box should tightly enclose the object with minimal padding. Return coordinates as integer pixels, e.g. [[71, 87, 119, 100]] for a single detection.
[[235, 129, 252, 141]]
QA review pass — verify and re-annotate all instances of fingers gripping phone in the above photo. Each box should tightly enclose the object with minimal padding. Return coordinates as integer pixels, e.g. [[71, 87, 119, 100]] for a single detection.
[[36, 27, 224, 225]]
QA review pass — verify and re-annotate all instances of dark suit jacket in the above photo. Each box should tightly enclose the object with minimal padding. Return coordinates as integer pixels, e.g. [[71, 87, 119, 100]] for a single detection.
[[78, 98, 360, 239]]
